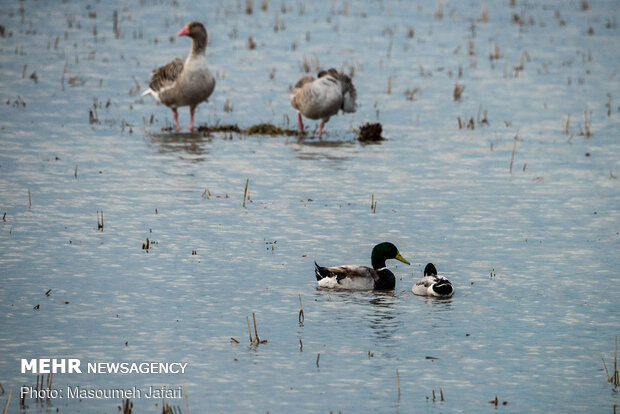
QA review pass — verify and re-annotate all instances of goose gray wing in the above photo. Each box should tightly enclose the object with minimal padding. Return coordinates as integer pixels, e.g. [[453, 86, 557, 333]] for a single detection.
[[149, 58, 184, 92]]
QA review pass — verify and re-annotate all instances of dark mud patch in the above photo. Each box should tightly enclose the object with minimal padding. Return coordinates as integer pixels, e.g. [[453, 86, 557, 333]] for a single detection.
[[245, 123, 298, 136], [161, 123, 298, 137], [357, 122, 385, 142]]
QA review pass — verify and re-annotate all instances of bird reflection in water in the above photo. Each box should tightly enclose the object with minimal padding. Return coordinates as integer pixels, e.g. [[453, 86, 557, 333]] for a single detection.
[[146, 131, 212, 161]]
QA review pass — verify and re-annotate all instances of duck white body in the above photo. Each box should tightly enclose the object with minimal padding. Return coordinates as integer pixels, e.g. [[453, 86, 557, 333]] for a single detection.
[[412, 263, 454, 297], [290, 68, 357, 139]]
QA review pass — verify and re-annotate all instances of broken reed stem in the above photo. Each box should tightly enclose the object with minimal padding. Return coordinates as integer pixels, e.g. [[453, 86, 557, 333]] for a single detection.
[[2, 389, 12, 414], [74, 164, 78, 178], [316, 353, 320, 367], [298, 294, 304, 325], [242, 178, 249, 208], [615, 335, 619, 386], [396, 369, 401, 400], [183, 383, 189, 414], [440, 387, 444, 401], [46, 373, 53, 400], [121, 398, 133, 414], [509, 129, 519, 173], [584, 106, 592, 137], [603, 357, 611, 380], [28, 188, 31, 208], [97, 210, 104, 230], [246, 316, 253, 343], [252, 312, 259, 343]]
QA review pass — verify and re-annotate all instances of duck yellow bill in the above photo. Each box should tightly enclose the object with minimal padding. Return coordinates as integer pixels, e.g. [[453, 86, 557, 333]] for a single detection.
[[395, 252, 410, 265]]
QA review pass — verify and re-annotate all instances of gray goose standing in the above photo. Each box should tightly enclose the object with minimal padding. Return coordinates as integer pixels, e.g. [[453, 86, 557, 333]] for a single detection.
[[142, 22, 215, 132], [290, 68, 357, 139]]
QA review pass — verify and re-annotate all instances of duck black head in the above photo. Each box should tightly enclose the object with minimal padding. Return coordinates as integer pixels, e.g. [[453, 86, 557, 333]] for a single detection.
[[178, 22, 207, 55], [424, 263, 437, 276], [371, 242, 410, 269]]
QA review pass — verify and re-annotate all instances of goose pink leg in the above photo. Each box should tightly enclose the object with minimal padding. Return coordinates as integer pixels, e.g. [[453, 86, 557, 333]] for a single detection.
[[296, 112, 304, 135], [188, 107, 196, 131], [316, 120, 326, 140], [172, 109, 181, 132]]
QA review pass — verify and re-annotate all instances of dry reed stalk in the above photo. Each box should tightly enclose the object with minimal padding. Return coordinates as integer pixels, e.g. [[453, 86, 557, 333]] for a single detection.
[[386, 77, 395, 94], [28, 189, 31, 208], [121, 398, 132, 414], [183, 383, 189, 414], [480, 6, 488, 22], [396, 369, 401, 399], [2, 389, 11, 414], [509, 130, 519, 173], [453, 83, 465, 101], [246, 316, 253, 343], [584, 106, 592, 137], [46, 373, 53, 400], [243, 178, 249, 208], [615, 336, 618, 386], [298, 294, 304, 325], [316, 353, 320, 367], [19, 386, 25, 408], [252, 312, 260, 342]]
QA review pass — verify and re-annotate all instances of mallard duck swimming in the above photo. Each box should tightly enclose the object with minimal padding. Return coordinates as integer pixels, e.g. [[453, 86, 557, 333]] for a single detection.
[[142, 22, 216, 132], [314, 242, 410, 290], [290, 68, 357, 139], [412, 263, 454, 297]]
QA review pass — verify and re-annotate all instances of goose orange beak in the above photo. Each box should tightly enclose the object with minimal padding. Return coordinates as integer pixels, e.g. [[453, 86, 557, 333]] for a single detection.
[[177, 25, 190, 37], [395, 252, 410, 265]]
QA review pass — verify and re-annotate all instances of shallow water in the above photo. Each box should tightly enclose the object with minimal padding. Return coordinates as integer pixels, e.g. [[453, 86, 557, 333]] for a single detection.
[[0, 0, 619, 412]]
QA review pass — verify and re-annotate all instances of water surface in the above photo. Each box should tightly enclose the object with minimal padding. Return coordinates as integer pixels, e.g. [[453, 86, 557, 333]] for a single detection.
[[0, 0, 619, 412]]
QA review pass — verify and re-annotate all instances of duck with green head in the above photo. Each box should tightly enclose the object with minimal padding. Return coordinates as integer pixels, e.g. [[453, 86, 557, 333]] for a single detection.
[[314, 242, 410, 290]]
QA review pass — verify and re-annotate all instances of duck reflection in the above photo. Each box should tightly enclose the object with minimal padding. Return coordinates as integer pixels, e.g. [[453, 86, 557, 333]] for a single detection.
[[367, 291, 401, 343]]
